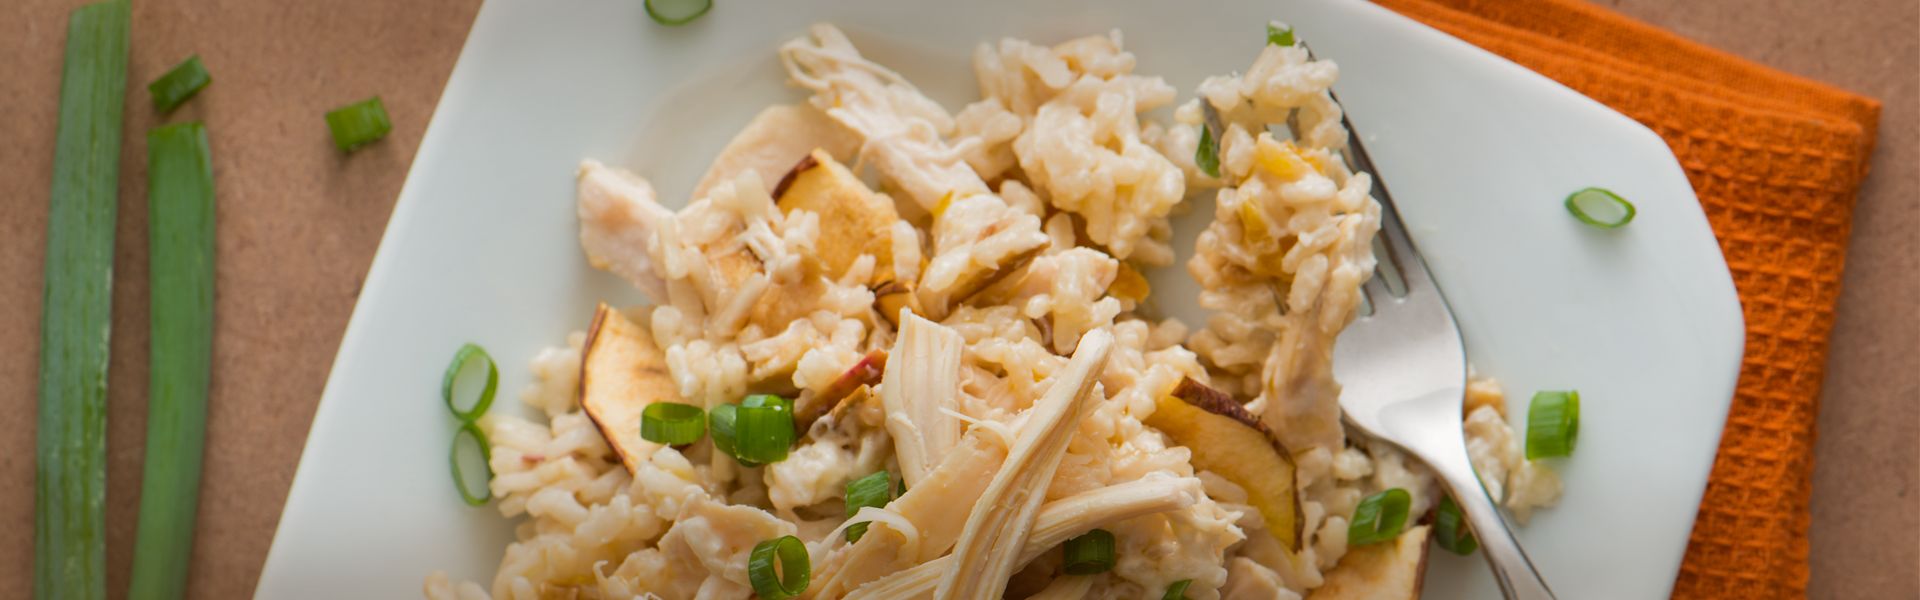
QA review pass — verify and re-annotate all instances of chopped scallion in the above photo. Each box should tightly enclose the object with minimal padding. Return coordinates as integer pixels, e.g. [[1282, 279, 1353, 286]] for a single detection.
[[1267, 22, 1296, 47], [748, 535, 810, 599], [1163, 579, 1194, 600], [1433, 495, 1478, 555], [1348, 488, 1411, 546], [148, 55, 209, 113], [324, 96, 391, 152], [742, 393, 791, 411], [1564, 187, 1635, 228], [442, 343, 497, 422], [733, 404, 794, 464], [845, 522, 871, 543], [645, 0, 712, 26], [1062, 529, 1117, 575], [1195, 124, 1220, 178], [450, 421, 494, 506], [641, 402, 705, 445], [843, 472, 892, 542], [37, 2, 130, 598], [708, 403, 751, 465], [128, 121, 216, 600], [1526, 390, 1580, 459]]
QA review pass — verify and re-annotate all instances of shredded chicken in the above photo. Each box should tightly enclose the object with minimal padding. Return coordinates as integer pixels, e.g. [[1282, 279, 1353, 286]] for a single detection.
[[848, 473, 1203, 599], [881, 312, 965, 487], [936, 329, 1114, 600]]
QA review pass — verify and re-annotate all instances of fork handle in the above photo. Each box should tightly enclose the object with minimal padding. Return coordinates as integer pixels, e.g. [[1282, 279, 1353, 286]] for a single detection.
[[1430, 455, 1558, 600]]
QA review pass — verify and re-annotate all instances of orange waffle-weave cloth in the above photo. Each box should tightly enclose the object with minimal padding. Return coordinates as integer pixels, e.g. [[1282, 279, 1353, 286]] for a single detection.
[[1371, 0, 1882, 597]]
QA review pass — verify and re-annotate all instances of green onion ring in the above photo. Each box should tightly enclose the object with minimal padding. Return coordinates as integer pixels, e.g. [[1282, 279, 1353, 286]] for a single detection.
[[748, 535, 810, 599], [640, 402, 706, 445], [1062, 529, 1117, 575], [1195, 124, 1220, 178], [1564, 187, 1636, 228], [1526, 390, 1581, 459], [733, 404, 794, 464], [450, 421, 494, 506], [645, 0, 712, 26], [441, 343, 497, 422], [1348, 488, 1412, 546], [1267, 23, 1296, 47], [1163, 579, 1194, 600], [1433, 495, 1478, 555]]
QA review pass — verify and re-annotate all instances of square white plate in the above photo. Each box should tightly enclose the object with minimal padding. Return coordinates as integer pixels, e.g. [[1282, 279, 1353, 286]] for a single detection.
[[256, 0, 1744, 598]]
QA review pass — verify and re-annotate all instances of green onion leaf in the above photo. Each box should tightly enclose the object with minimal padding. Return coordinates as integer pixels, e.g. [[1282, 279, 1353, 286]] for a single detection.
[[1433, 495, 1478, 556], [1526, 390, 1580, 459], [37, 2, 130, 598], [845, 472, 892, 516], [748, 535, 810, 599], [1267, 22, 1296, 47], [128, 121, 216, 600], [742, 393, 791, 411], [641, 402, 706, 445], [441, 343, 497, 422], [1163, 579, 1194, 600], [843, 472, 892, 542], [645, 0, 712, 26], [450, 421, 494, 506], [1564, 187, 1635, 228], [898, 478, 908, 496], [1348, 488, 1412, 546], [845, 522, 871, 543], [708, 403, 754, 465], [148, 55, 210, 113], [734, 404, 794, 464], [1195, 124, 1220, 178], [1062, 529, 1117, 575], [324, 96, 392, 152]]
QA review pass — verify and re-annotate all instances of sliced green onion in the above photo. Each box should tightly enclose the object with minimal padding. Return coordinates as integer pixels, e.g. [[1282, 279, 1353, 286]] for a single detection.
[[645, 0, 712, 26], [1348, 488, 1412, 546], [843, 472, 893, 542], [1564, 187, 1635, 228], [1526, 390, 1580, 459], [450, 421, 494, 506], [748, 535, 810, 599], [37, 2, 130, 598], [742, 393, 791, 411], [1267, 22, 1296, 47], [324, 96, 391, 152], [1062, 529, 1117, 575], [441, 343, 497, 422], [641, 402, 706, 445], [128, 121, 216, 600], [845, 522, 871, 543], [147, 55, 209, 113], [734, 404, 794, 464], [1195, 124, 1220, 178], [708, 403, 753, 465], [1163, 579, 1194, 600], [1433, 495, 1478, 556], [845, 472, 892, 514], [898, 478, 908, 496]]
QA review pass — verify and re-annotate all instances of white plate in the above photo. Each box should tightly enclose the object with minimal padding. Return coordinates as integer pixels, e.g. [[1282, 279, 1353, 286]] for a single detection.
[[256, 0, 1743, 597]]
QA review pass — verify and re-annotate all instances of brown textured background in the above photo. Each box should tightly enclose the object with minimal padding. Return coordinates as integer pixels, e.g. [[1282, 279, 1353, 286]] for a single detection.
[[0, 0, 1911, 598]]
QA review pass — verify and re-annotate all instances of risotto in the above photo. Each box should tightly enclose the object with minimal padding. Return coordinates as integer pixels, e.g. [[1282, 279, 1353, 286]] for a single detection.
[[427, 22, 1559, 600]]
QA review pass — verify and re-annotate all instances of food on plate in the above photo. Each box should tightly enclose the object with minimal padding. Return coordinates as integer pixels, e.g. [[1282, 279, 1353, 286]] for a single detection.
[[426, 21, 1564, 600], [1144, 377, 1302, 551]]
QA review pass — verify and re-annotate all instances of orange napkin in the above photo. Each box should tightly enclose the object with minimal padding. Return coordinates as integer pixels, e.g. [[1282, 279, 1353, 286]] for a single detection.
[[1371, 0, 1882, 597]]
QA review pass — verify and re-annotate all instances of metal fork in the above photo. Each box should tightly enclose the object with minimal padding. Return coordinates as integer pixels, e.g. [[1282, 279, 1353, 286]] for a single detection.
[[1305, 65, 1559, 599]]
